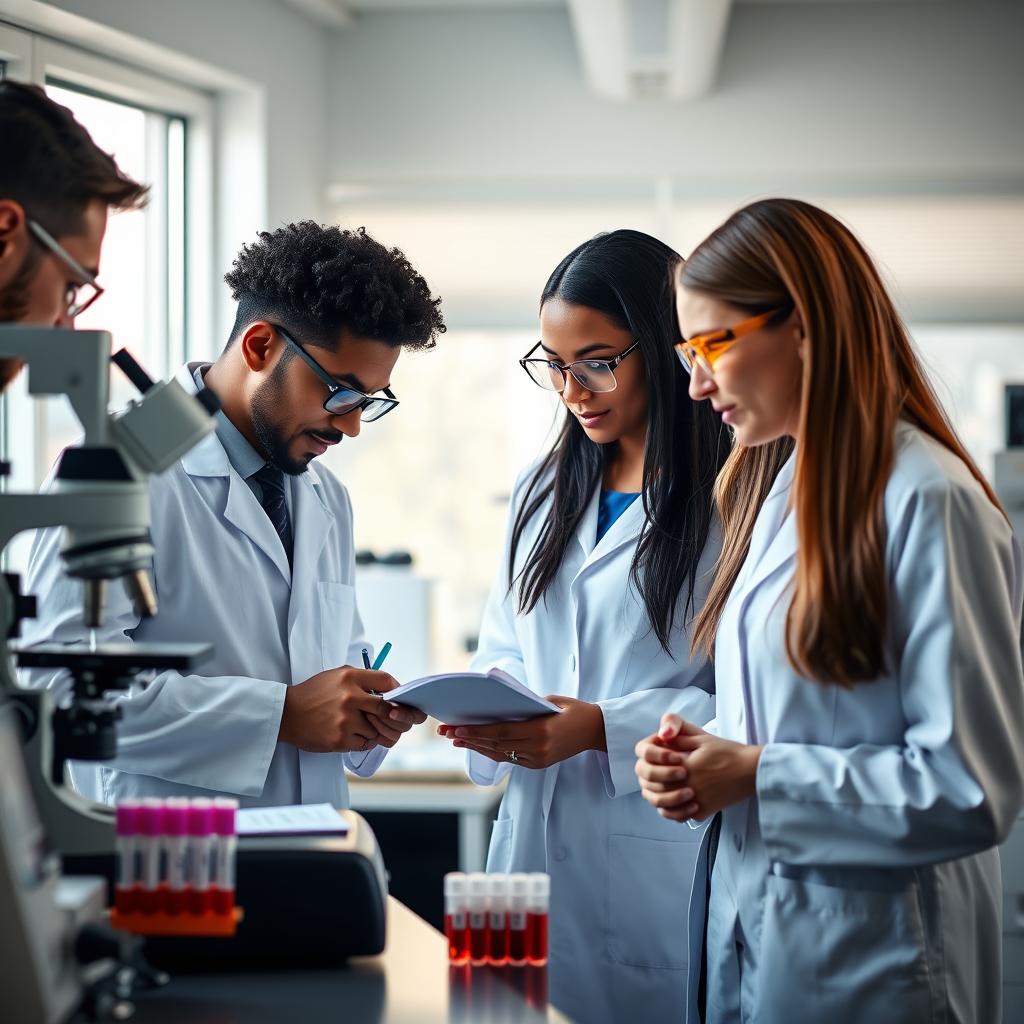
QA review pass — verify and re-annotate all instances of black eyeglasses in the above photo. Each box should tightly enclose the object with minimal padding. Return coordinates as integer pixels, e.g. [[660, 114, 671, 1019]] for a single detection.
[[519, 339, 641, 393], [271, 324, 399, 422]]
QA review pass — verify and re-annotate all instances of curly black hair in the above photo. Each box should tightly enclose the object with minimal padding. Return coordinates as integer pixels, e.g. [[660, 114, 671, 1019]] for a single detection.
[[224, 221, 445, 351]]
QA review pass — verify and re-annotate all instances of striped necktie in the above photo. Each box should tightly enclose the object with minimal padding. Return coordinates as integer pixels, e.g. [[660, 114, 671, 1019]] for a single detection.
[[253, 464, 294, 569]]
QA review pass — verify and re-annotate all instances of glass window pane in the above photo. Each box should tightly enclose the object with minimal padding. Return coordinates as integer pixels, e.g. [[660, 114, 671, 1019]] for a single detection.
[[329, 330, 560, 677], [37, 83, 186, 475]]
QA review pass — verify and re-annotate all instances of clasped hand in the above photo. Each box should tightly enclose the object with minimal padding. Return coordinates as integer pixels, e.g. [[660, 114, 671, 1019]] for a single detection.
[[438, 696, 606, 770], [633, 714, 762, 822]]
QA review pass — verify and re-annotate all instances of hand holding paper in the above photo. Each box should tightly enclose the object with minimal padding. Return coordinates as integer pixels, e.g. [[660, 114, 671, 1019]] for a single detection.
[[439, 694, 607, 770], [383, 668, 561, 726]]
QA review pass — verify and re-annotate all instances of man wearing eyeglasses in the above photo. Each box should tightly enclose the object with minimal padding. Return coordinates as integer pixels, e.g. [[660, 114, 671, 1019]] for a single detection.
[[0, 81, 144, 385], [22, 219, 444, 807]]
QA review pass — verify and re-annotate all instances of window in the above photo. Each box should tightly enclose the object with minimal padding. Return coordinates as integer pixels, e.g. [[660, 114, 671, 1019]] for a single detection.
[[37, 83, 187, 480], [0, 26, 213, 573]]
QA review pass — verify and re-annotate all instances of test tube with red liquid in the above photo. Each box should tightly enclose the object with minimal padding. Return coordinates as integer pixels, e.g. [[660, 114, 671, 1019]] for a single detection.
[[163, 798, 189, 914], [467, 872, 489, 966], [526, 873, 549, 965], [187, 798, 214, 915], [114, 800, 141, 914], [138, 799, 164, 914], [486, 874, 509, 965], [508, 873, 530, 966], [444, 872, 470, 964], [211, 797, 238, 914]]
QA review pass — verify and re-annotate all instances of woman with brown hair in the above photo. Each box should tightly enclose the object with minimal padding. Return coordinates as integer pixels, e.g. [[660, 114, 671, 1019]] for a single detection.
[[634, 197, 1024, 1022]]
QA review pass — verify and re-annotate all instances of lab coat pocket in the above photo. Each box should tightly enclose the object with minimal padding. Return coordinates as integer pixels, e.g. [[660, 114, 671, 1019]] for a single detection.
[[318, 581, 356, 669], [607, 835, 696, 970], [487, 817, 515, 874], [758, 868, 932, 1022]]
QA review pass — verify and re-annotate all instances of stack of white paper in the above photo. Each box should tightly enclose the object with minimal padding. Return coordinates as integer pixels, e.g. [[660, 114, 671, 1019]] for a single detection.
[[384, 668, 561, 726], [237, 803, 349, 836]]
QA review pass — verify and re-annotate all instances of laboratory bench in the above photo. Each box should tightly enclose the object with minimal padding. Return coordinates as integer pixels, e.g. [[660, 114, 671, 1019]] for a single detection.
[[126, 896, 571, 1024], [349, 772, 505, 928]]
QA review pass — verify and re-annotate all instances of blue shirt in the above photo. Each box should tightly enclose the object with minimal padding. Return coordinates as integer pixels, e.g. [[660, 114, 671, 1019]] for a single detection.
[[596, 489, 640, 543]]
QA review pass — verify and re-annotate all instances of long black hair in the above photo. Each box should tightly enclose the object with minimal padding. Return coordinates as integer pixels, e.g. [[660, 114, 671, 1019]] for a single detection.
[[508, 229, 729, 651]]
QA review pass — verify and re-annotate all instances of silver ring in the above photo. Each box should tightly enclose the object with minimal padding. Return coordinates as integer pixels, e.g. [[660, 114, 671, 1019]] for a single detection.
[[369, 689, 382, 698], [507, 750, 519, 763]]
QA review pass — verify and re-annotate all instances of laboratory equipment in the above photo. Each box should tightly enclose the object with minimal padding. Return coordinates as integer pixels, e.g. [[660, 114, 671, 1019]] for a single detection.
[[487, 873, 509, 965], [0, 325, 218, 860], [508, 873, 530, 966], [0, 326, 390, 1021], [467, 871, 489, 966], [526, 873, 550, 966], [445, 871, 470, 964]]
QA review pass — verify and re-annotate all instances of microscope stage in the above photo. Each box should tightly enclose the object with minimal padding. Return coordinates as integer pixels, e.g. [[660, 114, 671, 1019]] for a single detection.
[[12, 641, 214, 672]]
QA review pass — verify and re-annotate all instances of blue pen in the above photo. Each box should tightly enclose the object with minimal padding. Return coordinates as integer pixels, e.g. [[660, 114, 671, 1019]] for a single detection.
[[371, 642, 392, 672], [361, 648, 371, 670]]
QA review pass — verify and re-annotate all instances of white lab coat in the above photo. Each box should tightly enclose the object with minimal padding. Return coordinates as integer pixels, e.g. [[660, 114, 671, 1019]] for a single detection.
[[685, 421, 1024, 1024], [469, 462, 719, 1024], [19, 362, 385, 806]]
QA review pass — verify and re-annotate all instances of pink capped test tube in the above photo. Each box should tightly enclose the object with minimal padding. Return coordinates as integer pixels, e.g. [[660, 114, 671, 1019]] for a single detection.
[[211, 797, 238, 915], [187, 798, 214, 915], [138, 799, 164, 914], [163, 798, 189, 915], [114, 800, 142, 914]]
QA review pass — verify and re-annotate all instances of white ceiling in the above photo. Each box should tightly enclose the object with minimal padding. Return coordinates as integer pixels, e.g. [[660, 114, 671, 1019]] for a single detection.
[[314, 0, 941, 10], [283, 0, 946, 98]]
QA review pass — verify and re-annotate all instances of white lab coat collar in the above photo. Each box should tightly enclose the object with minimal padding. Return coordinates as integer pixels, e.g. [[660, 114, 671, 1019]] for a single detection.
[[174, 361, 334, 585], [734, 447, 798, 600], [573, 486, 647, 584]]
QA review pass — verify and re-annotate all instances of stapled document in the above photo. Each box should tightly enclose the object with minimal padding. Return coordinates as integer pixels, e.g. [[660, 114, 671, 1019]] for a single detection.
[[383, 668, 561, 725]]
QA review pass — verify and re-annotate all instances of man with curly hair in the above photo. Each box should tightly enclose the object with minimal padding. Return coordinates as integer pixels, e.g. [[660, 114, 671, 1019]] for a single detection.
[[22, 222, 444, 808]]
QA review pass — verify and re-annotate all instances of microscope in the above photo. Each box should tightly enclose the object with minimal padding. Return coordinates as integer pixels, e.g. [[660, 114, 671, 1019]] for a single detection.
[[0, 324, 217, 1023], [0, 325, 391, 1024]]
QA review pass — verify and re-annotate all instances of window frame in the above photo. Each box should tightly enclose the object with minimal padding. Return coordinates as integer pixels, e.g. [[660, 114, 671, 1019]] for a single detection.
[[35, 39, 215, 375], [0, 23, 216, 571], [0, 22, 36, 80]]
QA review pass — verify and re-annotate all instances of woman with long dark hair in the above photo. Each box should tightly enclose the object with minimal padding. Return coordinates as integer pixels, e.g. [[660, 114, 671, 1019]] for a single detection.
[[635, 198, 1024, 1022], [440, 229, 729, 1022]]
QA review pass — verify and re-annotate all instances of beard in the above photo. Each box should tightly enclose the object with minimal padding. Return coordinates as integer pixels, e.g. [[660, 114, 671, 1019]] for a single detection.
[[250, 354, 310, 476], [0, 246, 40, 323]]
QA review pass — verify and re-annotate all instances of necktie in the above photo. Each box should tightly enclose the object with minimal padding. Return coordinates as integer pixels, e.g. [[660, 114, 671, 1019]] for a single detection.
[[253, 464, 294, 569]]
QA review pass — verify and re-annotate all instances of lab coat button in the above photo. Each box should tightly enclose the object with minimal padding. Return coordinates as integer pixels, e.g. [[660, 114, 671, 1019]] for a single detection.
[[553, 846, 569, 862]]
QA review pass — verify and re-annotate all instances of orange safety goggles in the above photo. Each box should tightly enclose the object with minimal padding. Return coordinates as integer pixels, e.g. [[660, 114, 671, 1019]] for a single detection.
[[675, 306, 793, 375]]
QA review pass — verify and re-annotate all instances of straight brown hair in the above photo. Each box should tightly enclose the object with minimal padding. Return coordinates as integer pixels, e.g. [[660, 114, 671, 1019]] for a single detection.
[[684, 198, 1004, 686]]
